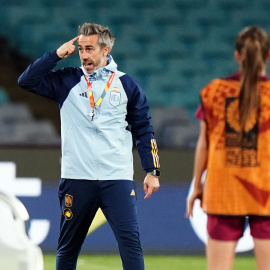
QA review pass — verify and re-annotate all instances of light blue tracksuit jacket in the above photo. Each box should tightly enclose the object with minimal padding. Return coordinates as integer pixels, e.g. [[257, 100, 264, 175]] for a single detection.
[[18, 51, 160, 180]]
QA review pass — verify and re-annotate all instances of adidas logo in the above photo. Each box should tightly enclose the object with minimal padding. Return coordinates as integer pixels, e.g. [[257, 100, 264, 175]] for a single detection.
[[130, 189, 136, 196], [79, 92, 87, 98]]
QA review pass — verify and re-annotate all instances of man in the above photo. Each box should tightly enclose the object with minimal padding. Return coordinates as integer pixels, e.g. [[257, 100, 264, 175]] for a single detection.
[[18, 23, 160, 270]]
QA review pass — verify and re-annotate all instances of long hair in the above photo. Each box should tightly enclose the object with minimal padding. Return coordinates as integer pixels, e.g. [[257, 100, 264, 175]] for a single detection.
[[235, 26, 269, 134]]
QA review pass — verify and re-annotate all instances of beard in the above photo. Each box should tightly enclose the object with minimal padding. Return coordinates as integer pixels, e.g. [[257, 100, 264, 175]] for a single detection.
[[82, 54, 105, 74]]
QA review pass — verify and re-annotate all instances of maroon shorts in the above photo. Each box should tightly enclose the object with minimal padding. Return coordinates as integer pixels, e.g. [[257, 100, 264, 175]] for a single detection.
[[207, 214, 270, 241]]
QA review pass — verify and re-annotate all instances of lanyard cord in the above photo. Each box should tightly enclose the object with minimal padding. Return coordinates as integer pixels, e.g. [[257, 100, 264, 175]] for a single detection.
[[84, 72, 115, 109]]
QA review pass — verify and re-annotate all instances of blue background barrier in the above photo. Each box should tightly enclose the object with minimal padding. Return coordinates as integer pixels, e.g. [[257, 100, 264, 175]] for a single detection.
[[19, 183, 205, 254]]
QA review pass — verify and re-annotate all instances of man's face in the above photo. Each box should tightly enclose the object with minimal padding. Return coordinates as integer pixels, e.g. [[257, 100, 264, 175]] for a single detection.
[[78, 34, 109, 74]]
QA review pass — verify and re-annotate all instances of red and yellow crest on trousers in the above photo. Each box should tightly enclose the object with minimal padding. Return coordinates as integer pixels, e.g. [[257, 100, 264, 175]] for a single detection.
[[63, 194, 73, 220]]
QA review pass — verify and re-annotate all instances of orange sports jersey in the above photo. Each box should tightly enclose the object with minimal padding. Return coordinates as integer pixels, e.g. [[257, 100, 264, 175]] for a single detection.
[[201, 73, 270, 215]]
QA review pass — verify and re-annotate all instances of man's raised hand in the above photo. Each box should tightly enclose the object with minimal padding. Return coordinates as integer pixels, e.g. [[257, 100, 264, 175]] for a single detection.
[[56, 36, 79, 58]]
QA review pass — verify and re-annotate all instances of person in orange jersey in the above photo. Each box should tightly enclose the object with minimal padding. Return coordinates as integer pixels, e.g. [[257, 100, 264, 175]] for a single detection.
[[186, 26, 270, 270]]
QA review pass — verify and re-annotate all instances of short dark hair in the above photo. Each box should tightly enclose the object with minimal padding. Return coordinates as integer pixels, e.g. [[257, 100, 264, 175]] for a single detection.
[[78, 23, 115, 52]]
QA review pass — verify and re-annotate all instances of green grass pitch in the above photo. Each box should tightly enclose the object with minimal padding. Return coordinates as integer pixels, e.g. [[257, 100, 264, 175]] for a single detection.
[[44, 254, 256, 270]]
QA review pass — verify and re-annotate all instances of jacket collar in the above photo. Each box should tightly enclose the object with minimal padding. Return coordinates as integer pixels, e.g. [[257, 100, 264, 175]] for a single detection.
[[80, 54, 117, 81]]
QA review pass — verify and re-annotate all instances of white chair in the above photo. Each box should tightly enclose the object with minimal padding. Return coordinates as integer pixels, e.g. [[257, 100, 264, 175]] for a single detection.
[[0, 191, 44, 270]]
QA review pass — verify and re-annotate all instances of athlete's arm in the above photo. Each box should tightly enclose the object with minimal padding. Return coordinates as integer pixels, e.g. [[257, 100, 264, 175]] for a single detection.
[[186, 120, 208, 217]]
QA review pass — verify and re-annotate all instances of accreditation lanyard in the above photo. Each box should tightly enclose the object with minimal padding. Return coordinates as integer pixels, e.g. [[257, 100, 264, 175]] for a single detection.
[[84, 72, 115, 120]]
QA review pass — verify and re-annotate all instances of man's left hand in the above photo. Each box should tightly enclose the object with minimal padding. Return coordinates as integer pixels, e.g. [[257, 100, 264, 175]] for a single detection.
[[143, 174, 160, 200]]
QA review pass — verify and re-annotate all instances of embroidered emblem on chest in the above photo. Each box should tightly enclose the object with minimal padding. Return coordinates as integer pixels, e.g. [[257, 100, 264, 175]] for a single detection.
[[109, 91, 121, 107]]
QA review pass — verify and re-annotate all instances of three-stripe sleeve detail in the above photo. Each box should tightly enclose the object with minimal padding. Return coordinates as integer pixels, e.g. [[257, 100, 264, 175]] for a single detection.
[[151, 139, 160, 168]]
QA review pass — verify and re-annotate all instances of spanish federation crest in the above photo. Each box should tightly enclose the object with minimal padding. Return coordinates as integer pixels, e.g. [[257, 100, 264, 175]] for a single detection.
[[65, 194, 73, 207], [109, 91, 121, 107]]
